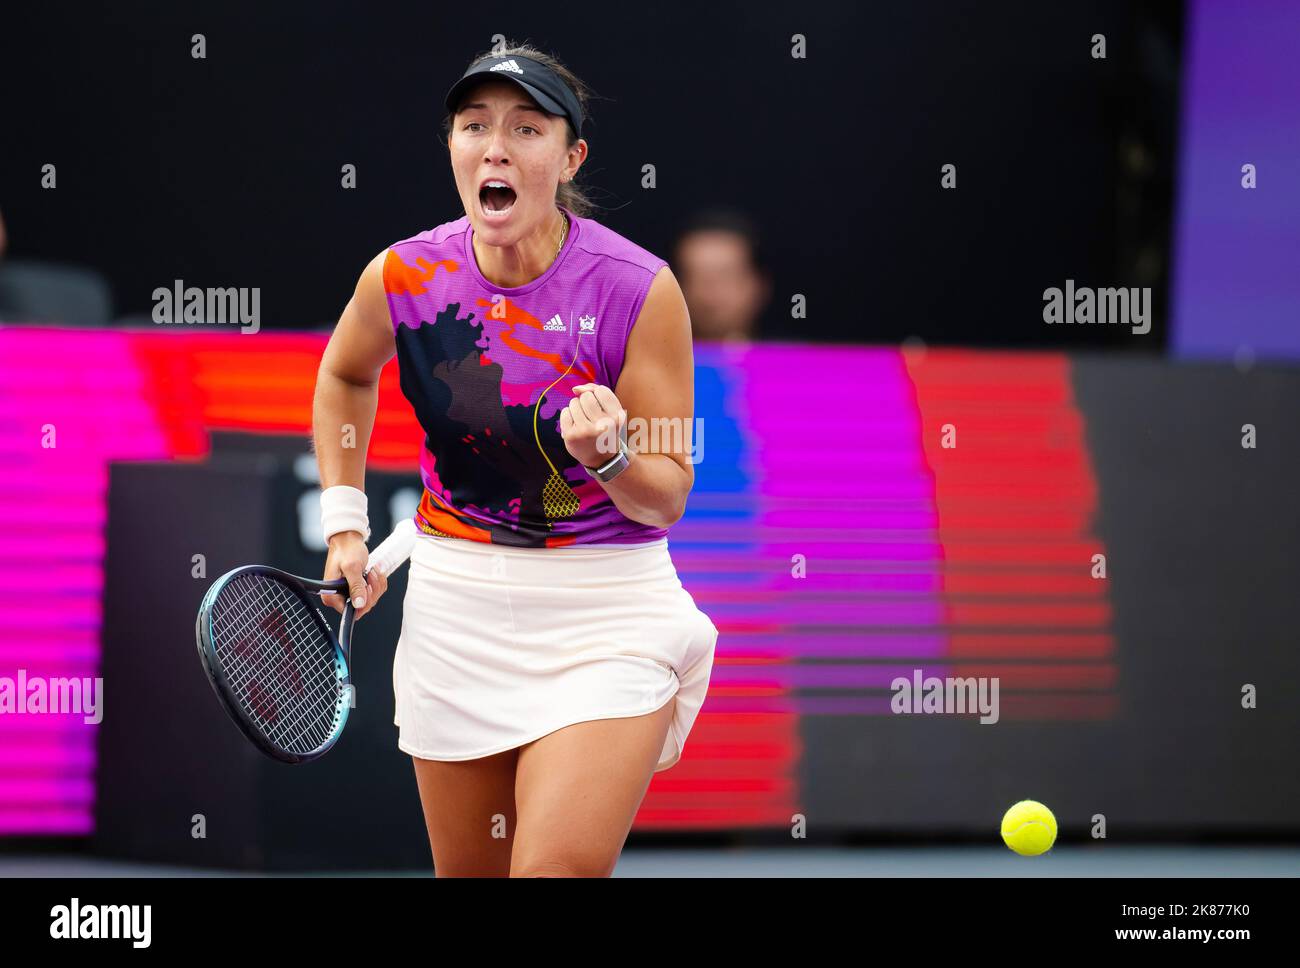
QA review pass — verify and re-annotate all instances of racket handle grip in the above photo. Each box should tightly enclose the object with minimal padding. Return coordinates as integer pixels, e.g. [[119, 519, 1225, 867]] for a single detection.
[[366, 518, 419, 577]]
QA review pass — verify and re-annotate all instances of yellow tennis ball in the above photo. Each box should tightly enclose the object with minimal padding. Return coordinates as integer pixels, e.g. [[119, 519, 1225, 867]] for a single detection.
[[1000, 800, 1057, 856]]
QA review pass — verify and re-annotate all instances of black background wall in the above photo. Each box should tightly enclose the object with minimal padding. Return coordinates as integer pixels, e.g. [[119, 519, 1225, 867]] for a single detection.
[[0, 0, 1180, 346]]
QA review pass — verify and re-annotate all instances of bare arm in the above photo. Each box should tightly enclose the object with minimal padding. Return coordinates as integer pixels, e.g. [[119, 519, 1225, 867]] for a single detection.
[[563, 266, 696, 529], [312, 250, 396, 490], [312, 249, 396, 615]]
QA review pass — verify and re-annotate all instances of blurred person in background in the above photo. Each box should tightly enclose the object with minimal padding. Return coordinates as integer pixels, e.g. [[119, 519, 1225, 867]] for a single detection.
[[671, 209, 772, 343]]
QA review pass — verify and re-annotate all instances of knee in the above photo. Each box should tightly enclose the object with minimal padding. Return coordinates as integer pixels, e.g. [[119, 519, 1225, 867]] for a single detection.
[[431, 847, 513, 878], [511, 851, 616, 878]]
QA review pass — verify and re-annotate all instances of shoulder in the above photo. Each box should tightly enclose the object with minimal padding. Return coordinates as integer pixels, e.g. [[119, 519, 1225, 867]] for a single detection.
[[386, 214, 470, 260], [570, 214, 668, 284], [380, 214, 471, 294], [631, 264, 687, 336]]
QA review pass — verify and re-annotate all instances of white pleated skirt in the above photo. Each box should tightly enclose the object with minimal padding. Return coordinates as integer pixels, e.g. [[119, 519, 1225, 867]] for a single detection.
[[392, 533, 718, 772]]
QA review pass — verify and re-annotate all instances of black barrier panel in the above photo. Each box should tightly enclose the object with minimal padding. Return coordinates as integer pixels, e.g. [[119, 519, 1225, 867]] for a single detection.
[[96, 447, 429, 871], [798, 359, 1300, 833]]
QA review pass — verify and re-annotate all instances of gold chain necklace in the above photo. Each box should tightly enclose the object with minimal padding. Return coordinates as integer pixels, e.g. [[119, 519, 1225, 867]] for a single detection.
[[554, 208, 569, 260]]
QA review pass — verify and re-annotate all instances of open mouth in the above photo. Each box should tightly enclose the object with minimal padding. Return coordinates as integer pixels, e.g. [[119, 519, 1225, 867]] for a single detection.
[[479, 182, 517, 218]]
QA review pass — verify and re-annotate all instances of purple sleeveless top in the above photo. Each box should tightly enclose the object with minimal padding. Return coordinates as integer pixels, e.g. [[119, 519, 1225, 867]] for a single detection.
[[382, 205, 670, 548]]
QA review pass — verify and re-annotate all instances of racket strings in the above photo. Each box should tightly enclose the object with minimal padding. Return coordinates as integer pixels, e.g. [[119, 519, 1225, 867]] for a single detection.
[[214, 578, 337, 748], [214, 577, 340, 751], [210, 574, 343, 755]]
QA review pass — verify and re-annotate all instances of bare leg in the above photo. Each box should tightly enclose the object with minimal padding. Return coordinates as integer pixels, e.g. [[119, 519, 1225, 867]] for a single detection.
[[411, 747, 519, 877], [509, 695, 677, 877]]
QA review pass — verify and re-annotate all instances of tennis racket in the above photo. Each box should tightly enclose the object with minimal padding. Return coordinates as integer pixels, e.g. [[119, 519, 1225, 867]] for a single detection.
[[195, 517, 419, 764]]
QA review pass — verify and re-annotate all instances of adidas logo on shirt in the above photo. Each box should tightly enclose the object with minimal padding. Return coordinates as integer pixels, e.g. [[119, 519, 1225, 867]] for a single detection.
[[491, 60, 526, 76], [544, 314, 566, 332]]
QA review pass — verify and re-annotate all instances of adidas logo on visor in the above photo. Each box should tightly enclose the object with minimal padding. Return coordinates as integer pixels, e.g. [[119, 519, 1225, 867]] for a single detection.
[[490, 59, 525, 75]]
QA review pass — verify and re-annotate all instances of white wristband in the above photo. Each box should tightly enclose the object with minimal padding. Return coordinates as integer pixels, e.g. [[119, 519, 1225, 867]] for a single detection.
[[321, 484, 371, 543]]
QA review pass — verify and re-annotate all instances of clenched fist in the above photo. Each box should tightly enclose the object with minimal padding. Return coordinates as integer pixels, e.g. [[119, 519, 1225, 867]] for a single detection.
[[560, 382, 627, 469]]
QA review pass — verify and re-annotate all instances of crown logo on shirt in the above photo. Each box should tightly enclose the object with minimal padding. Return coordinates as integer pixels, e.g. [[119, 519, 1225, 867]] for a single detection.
[[578, 314, 597, 334], [544, 313, 566, 332]]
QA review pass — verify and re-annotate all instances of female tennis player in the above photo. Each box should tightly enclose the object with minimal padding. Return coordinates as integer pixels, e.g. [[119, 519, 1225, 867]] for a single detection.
[[310, 43, 717, 877]]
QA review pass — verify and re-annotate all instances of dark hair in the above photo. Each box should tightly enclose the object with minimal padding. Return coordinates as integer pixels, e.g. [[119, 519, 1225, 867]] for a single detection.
[[441, 42, 598, 219], [673, 208, 770, 276]]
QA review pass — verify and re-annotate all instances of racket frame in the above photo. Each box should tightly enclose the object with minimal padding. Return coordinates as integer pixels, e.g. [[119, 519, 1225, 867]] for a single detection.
[[195, 566, 355, 764]]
